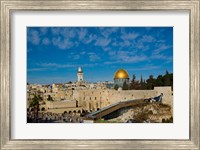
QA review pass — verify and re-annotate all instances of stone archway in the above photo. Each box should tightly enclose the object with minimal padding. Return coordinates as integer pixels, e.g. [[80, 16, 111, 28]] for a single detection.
[[64, 111, 67, 114]]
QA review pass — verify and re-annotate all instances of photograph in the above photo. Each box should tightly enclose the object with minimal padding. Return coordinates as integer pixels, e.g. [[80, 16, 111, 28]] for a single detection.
[[1, 0, 199, 149], [27, 27, 173, 123]]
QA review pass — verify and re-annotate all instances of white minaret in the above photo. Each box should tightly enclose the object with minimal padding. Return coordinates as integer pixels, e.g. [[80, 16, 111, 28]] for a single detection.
[[77, 67, 83, 82]]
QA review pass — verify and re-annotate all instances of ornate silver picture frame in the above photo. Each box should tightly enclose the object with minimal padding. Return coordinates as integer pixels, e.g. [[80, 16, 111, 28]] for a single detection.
[[0, 0, 199, 149]]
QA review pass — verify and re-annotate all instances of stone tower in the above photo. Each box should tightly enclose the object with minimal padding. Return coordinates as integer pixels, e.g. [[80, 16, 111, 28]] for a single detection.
[[77, 67, 83, 82]]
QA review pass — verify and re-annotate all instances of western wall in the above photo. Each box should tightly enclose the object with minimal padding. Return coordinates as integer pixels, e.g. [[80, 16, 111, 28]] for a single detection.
[[73, 86, 173, 112]]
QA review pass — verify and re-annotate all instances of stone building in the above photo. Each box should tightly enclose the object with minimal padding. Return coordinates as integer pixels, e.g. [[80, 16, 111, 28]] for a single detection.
[[72, 87, 173, 112], [114, 68, 129, 89], [77, 66, 83, 82]]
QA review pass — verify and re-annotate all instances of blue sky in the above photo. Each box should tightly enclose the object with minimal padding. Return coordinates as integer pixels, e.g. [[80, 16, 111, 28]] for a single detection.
[[27, 27, 173, 84]]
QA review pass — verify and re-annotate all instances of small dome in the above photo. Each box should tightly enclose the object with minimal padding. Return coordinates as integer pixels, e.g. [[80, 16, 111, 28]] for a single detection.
[[78, 67, 82, 73], [114, 68, 129, 79]]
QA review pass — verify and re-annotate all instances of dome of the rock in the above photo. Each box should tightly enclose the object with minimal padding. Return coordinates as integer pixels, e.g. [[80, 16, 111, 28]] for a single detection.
[[114, 68, 129, 79]]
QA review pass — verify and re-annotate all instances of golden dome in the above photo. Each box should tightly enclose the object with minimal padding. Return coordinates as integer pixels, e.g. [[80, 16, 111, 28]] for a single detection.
[[114, 68, 129, 79]]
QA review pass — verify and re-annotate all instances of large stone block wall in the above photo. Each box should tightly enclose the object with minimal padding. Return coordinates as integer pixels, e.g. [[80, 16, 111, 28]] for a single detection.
[[46, 100, 76, 109], [43, 86, 173, 112], [107, 90, 157, 104], [154, 86, 173, 106], [72, 87, 173, 112]]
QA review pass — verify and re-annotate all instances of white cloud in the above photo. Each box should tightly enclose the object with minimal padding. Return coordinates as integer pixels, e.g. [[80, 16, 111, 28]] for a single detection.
[[39, 27, 48, 35], [80, 51, 86, 55], [51, 28, 77, 38], [112, 42, 118, 47], [119, 40, 131, 47], [151, 54, 168, 60], [28, 29, 40, 45], [121, 32, 138, 41], [108, 51, 116, 56], [62, 28, 76, 38], [42, 38, 50, 45], [121, 55, 147, 63], [78, 28, 87, 40], [103, 47, 111, 51], [51, 27, 61, 35], [28, 68, 48, 72], [38, 63, 76, 68], [88, 53, 101, 62], [73, 55, 80, 60], [100, 27, 119, 38], [52, 37, 73, 49], [95, 38, 111, 47], [153, 44, 172, 55], [151, 54, 173, 64], [83, 34, 97, 44], [141, 35, 155, 43], [106, 50, 147, 64], [34, 62, 101, 71], [124, 35, 154, 51], [128, 65, 161, 71]]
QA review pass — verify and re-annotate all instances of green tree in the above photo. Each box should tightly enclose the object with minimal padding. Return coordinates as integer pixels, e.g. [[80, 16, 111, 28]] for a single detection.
[[130, 74, 140, 90], [163, 70, 171, 86], [146, 75, 155, 89], [141, 80, 147, 90], [140, 75, 143, 85], [114, 84, 119, 90], [169, 73, 173, 90], [29, 94, 42, 122], [156, 75, 164, 86], [122, 81, 129, 90], [140, 75, 147, 90]]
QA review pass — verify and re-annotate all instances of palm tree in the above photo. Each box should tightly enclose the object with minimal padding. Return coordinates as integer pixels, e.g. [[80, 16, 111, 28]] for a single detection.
[[29, 94, 42, 122]]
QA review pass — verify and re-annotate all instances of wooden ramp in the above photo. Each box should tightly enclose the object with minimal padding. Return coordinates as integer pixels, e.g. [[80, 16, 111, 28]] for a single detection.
[[87, 99, 145, 120]]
